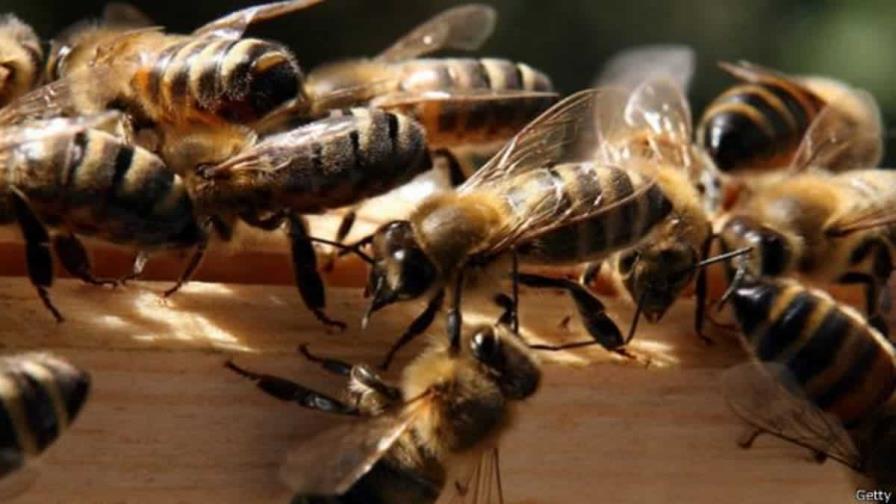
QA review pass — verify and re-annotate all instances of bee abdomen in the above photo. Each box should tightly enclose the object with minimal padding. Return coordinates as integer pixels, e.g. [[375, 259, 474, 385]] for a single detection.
[[0, 353, 90, 476], [699, 83, 823, 172], [268, 109, 430, 213], [731, 279, 896, 426], [515, 163, 671, 263]]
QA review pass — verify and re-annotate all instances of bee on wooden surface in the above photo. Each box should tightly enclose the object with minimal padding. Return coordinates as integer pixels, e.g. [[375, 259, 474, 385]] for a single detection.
[[718, 168, 896, 335], [0, 112, 208, 320], [0, 353, 90, 483], [226, 322, 540, 503], [191, 107, 432, 329], [354, 89, 675, 368], [268, 4, 557, 160], [720, 274, 896, 490], [697, 61, 882, 186], [0, 15, 41, 107]]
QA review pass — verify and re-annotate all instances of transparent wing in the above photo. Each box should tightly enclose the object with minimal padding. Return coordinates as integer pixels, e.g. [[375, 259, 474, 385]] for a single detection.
[[0, 113, 122, 151], [789, 89, 883, 173], [192, 0, 325, 39], [376, 4, 497, 63], [280, 410, 417, 495], [461, 88, 600, 191], [102, 2, 154, 26], [436, 447, 504, 504], [596, 44, 695, 93], [371, 89, 558, 123], [202, 115, 358, 177], [722, 361, 862, 470], [717, 60, 794, 85], [824, 206, 896, 238]]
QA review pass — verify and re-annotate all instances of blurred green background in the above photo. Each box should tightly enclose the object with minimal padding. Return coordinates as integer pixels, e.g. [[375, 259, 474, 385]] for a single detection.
[[3, 0, 894, 163]]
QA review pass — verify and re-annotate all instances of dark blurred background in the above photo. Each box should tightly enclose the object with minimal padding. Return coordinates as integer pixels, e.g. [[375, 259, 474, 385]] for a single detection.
[[3, 0, 894, 163]]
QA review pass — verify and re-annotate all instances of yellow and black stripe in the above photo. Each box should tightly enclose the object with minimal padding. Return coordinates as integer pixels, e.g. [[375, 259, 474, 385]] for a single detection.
[[730, 277, 896, 427], [698, 76, 824, 172], [135, 36, 301, 124], [0, 353, 90, 477], [501, 162, 671, 264]]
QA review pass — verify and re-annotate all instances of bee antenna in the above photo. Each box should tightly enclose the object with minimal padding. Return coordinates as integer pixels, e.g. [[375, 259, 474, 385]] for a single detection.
[[716, 266, 747, 311], [529, 340, 596, 352], [308, 236, 373, 264], [625, 290, 647, 345]]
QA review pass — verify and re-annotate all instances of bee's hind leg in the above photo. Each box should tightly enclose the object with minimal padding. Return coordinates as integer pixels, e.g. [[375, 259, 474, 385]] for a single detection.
[[286, 214, 346, 331], [52, 233, 119, 287], [10, 188, 62, 322]]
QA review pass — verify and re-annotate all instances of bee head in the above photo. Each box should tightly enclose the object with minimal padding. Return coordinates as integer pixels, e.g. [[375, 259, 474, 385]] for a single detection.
[[365, 221, 438, 323], [719, 215, 790, 278], [617, 244, 699, 323], [469, 325, 540, 400]]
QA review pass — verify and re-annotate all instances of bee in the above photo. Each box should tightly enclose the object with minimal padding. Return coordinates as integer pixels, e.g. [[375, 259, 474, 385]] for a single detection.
[[589, 46, 725, 340], [0, 353, 90, 482], [717, 168, 896, 335], [0, 112, 208, 321], [225, 322, 540, 503], [0, 15, 42, 107], [697, 61, 882, 178], [190, 107, 432, 329], [720, 274, 896, 490], [276, 4, 556, 158], [357, 89, 675, 368]]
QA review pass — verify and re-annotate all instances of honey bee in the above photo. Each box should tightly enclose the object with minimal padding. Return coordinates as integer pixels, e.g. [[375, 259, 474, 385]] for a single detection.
[[272, 4, 557, 157], [720, 274, 896, 490], [0, 353, 90, 482], [698, 61, 882, 178], [0, 112, 208, 320], [190, 107, 432, 329], [355, 89, 675, 368], [718, 168, 896, 335], [0, 15, 41, 107], [226, 322, 540, 503]]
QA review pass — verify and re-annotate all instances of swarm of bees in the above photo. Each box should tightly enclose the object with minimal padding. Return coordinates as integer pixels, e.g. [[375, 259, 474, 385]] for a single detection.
[[0, 1, 893, 502]]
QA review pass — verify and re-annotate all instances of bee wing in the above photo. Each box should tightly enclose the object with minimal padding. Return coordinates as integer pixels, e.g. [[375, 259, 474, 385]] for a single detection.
[[436, 447, 505, 504], [789, 89, 884, 173], [0, 113, 122, 151], [722, 361, 862, 470], [371, 89, 558, 120], [375, 4, 497, 63], [203, 115, 358, 177], [596, 44, 695, 94], [824, 205, 896, 237], [717, 60, 794, 84], [102, 3, 154, 27], [280, 409, 418, 495], [460, 88, 601, 190], [192, 0, 325, 39]]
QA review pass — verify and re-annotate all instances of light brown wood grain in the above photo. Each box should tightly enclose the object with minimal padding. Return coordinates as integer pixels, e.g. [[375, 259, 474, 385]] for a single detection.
[[0, 274, 862, 504]]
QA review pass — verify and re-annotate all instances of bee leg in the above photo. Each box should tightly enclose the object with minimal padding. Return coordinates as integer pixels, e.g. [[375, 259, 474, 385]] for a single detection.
[[287, 214, 347, 331], [380, 290, 445, 370], [298, 344, 352, 376], [839, 270, 890, 336], [10, 188, 62, 322], [162, 222, 211, 297], [224, 360, 358, 415], [517, 273, 625, 352], [694, 233, 715, 345], [493, 293, 515, 327], [321, 208, 357, 272], [447, 270, 466, 351], [52, 234, 118, 287], [116, 251, 149, 285], [434, 148, 467, 186]]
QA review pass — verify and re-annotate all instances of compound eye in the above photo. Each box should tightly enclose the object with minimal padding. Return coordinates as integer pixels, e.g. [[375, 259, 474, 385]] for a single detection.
[[471, 327, 501, 364], [759, 230, 788, 275], [396, 248, 436, 299]]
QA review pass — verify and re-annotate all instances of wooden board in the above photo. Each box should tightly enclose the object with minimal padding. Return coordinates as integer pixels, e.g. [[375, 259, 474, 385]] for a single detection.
[[0, 272, 863, 504]]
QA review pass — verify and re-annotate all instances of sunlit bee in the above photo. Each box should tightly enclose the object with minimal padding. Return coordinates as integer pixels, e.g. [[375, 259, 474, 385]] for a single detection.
[[0, 15, 41, 107], [722, 274, 896, 490], [719, 168, 896, 334], [227, 323, 539, 503], [0, 113, 204, 320], [360, 90, 674, 368], [698, 61, 882, 175], [0, 353, 90, 479]]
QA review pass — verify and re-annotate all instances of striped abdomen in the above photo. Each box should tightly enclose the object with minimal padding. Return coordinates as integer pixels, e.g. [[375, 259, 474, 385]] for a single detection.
[[730, 277, 896, 427], [698, 81, 824, 172], [2, 129, 201, 248], [0, 353, 90, 477], [379, 58, 555, 148], [133, 35, 302, 124], [212, 108, 430, 215], [499, 162, 672, 264]]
